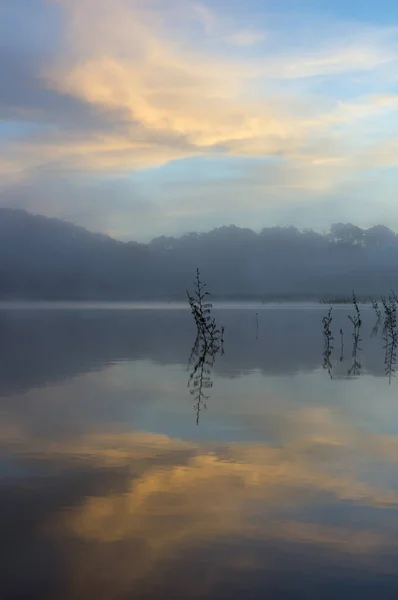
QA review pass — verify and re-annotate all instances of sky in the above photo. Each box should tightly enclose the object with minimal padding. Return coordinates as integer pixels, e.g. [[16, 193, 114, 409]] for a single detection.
[[2, 0, 398, 241]]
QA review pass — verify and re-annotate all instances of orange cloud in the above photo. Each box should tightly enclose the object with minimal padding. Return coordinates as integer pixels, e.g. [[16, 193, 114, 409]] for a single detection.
[[2, 0, 398, 206], [43, 0, 379, 170], [5, 397, 398, 598], [22, 418, 395, 598]]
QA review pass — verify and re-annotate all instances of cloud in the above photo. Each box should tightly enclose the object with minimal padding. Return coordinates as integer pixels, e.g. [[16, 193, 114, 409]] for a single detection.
[[7, 0, 398, 177], [225, 29, 267, 47], [4, 409, 398, 597], [1, 0, 398, 236], [8, 404, 398, 510]]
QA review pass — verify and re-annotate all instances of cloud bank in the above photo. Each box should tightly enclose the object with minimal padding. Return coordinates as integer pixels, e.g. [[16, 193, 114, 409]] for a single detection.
[[2, 0, 398, 239]]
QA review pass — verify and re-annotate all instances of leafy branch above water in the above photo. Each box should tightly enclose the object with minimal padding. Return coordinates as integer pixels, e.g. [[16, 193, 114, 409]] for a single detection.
[[187, 269, 224, 424], [187, 268, 223, 344]]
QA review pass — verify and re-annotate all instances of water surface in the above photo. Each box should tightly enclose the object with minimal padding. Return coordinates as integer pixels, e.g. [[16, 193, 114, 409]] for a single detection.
[[1, 304, 398, 599]]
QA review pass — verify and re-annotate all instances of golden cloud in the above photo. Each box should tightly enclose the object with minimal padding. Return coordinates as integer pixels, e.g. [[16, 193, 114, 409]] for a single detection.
[[28, 419, 395, 598], [2, 0, 398, 202], [42, 0, 397, 175], [5, 400, 398, 598]]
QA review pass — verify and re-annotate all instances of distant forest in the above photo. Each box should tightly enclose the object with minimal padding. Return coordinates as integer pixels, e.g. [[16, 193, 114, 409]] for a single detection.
[[1, 208, 398, 301]]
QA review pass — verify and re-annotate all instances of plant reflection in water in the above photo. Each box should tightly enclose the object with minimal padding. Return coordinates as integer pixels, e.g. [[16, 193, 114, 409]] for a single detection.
[[186, 269, 224, 423]]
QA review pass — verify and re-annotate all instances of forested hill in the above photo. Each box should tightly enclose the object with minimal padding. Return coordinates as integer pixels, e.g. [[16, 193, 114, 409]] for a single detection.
[[0, 208, 397, 300]]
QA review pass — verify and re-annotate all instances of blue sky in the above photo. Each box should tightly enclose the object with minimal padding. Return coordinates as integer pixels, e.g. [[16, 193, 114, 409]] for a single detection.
[[1, 0, 398, 240]]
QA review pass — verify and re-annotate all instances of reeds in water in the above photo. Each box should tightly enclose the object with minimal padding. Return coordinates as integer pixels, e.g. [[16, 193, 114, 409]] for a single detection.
[[348, 291, 362, 376], [382, 293, 398, 383], [322, 307, 334, 378], [371, 298, 381, 320]]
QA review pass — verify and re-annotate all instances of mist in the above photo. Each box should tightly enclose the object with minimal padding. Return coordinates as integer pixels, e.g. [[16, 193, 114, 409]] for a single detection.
[[0, 208, 397, 301]]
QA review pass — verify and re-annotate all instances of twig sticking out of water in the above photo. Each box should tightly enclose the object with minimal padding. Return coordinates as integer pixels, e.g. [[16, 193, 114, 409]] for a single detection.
[[339, 328, 344, 362], [383, 293, 398, 384], [371, 317, 382, 338], [371, 298, 381, 320], [348, 291, 362, 376], [391, 290, 398, 305], [187, 268, 223, 344], [348, 291, 362, 330], [322, 307, 334, 378], [370, 297, 382, 338]]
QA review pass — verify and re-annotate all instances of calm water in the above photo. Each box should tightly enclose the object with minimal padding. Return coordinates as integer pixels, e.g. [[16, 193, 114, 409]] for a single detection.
[[2, 303, 398, 599]]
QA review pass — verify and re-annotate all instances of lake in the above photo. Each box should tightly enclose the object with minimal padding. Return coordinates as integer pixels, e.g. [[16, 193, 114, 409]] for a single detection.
[[1, 303, 398, 599]]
